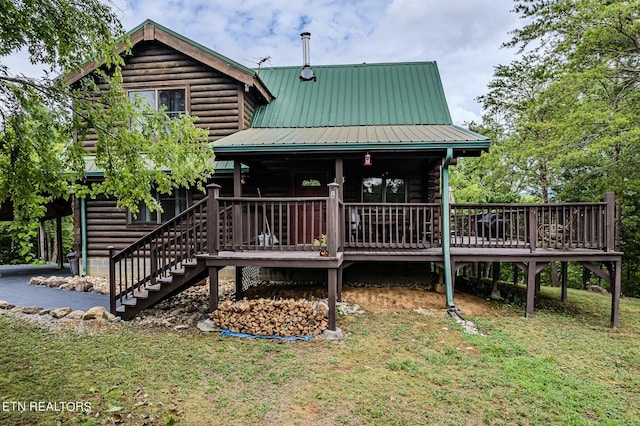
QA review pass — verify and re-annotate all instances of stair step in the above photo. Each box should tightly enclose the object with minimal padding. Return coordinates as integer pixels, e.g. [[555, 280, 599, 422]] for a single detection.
[[116, 306, 125, 313], [147, 284, 162, 291], [183, 261, 198, 268], [122, 298, 138, 307], [134, 290, 149, 299], [159, 276, 173, 285], [172, 268, 186, 276]]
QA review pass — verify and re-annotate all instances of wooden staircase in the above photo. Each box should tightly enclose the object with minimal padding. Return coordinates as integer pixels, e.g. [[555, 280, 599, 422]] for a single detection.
[[115, 259, 208, 320], [109, 196, 210, 320]]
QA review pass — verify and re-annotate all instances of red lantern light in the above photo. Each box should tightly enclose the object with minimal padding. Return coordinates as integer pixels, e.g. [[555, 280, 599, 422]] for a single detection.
[[364, 152, 372, 167]]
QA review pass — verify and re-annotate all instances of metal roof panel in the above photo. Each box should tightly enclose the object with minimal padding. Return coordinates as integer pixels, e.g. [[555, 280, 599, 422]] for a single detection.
[[251, 62, 452, 127], [214, 125, 489, 154]]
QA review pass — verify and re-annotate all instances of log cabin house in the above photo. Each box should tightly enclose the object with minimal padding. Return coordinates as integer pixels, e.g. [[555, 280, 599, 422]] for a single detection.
[[63, 20, 623, 329]]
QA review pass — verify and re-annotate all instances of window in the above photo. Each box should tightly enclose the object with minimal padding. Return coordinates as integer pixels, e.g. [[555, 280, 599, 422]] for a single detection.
[[362, 177, 406, 203], [128, 88, 186, 118], [130, 188, 188, 224]]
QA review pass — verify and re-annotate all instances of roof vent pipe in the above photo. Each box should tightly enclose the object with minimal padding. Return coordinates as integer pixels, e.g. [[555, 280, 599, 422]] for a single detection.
[[299, 32, 317, 82]]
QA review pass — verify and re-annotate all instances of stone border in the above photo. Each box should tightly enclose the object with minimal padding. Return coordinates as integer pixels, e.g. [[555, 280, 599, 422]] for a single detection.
[[0, 301, 119, 322]]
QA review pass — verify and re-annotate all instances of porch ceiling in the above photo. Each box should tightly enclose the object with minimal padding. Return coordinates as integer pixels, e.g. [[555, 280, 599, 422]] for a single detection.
[[213, 125, 490, 155]]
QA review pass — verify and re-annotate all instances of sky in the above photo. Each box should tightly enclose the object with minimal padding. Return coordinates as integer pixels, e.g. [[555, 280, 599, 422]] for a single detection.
[[5, 0, 523, 125]]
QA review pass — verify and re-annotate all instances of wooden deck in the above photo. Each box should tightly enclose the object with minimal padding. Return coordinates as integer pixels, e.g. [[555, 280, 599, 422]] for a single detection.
[[109, 186, 622, 327]]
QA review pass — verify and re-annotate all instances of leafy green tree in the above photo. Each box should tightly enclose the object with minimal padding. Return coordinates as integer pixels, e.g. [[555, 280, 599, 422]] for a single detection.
[[468, 0, 640, 294], [1, 0, 214, 261]]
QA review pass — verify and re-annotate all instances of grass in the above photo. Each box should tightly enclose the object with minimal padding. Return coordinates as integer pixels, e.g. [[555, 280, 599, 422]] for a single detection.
[[0, 287, 639, 425]]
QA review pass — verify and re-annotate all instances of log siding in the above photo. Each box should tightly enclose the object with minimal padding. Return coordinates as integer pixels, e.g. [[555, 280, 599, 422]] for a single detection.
[[80, 41, 245, 152]]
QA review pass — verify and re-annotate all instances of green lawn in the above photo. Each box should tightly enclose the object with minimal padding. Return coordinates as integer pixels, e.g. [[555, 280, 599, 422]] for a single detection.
[[1, 287, 639, 425]]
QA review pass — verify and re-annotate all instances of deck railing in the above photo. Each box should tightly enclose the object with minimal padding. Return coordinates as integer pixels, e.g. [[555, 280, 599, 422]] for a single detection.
[[110, 188, 617, 312], [216, 197, 328, 251], [109, 197, 208, 313], [344, 203, 440, 249], [450, 193, 615, 252]]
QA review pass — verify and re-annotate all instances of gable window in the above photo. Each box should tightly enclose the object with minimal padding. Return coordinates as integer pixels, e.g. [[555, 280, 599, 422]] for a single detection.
[[128, 88, 186, 118], [130, 188, 188, 224], [362, 177, 406, 203]]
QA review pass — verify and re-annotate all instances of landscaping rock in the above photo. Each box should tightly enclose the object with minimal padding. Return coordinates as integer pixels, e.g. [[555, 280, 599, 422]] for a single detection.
[[316, 328, 345, 341], [49, 307, 72, 319], [21, 306, 43, 315], [29, 275, 110, 294], [74, 281, 94, 292], [586, 284, 609, 295], [0, 300, 16, 310], [83, 306, 108, 320], [197, 319, 220, 333], [174, 325, 189, 331], [66, 310, 86, 320]]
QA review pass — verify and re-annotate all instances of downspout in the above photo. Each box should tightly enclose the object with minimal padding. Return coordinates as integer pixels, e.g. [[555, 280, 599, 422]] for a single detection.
[[81, 197, 87, 276], [442, 148, 455, 308]]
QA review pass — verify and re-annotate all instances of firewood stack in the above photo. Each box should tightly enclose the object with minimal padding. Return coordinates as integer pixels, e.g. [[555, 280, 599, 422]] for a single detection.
[[210, 298, 329, 337]]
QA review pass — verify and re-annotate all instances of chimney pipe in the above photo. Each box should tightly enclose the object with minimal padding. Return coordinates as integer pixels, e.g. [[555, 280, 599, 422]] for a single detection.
[[299, 32, 316, 82]]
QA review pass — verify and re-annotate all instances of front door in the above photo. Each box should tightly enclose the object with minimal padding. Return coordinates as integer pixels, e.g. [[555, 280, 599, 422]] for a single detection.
[[294, 173, 328, 244]]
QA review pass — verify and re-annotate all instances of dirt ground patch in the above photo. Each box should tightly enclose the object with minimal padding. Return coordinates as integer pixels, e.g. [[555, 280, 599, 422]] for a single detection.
[[245, 284, 495, 316], [342, 287, 494, 315]]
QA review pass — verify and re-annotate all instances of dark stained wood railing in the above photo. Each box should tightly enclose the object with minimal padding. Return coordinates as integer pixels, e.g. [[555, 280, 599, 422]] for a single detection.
[[110, 189, 617, 313], [216, 197, 329, 251], [344, 203, 440, 249], [450, 195, 615, 251], [109, 197, 208, 313]]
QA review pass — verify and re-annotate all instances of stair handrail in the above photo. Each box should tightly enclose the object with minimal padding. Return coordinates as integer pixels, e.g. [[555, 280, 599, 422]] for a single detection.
[[109, 196, 209, 312]]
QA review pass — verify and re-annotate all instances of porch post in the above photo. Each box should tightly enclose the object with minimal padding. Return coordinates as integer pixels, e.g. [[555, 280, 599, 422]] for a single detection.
[[441, 148, 455, 308], [611, 259, 621, 328], [605, 192, 615, 252], [529, 207, 538, 252], [233, 161, 242, 196], [233, 162, 243, 249], [335, 159, 344, 249], [207, 184, 221, 255], [561, 261, 568, 303], [328, 268, 337, 330], [526, 260, 536, 318], [327, 182, 340, 257], [209, 266, 219, 313], [337, 266, 343, 302]]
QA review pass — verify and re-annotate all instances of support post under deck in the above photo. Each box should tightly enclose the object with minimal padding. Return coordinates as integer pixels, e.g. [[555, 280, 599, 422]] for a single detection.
[[526, 261, 536, 318], [611, 259, 621, 328], [328, 268, 337, 331], [209, 266, 219, 313], [235, 266, 244, 300]]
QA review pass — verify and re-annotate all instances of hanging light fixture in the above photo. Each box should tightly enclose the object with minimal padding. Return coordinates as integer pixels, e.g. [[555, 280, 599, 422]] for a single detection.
[[363, 152, 372, 167], [241, 174, 246, 185]]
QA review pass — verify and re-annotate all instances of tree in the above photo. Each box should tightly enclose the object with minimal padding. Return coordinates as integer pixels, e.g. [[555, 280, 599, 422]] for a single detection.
[[470, 0, 640, 294], [0, 1, 214, 261]]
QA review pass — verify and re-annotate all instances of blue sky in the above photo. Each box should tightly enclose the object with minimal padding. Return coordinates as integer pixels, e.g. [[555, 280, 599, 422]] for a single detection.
[[5, 0, 522, 124]]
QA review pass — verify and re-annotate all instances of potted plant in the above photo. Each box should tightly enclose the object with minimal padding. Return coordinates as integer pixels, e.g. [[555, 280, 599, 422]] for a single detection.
[[313, 234, 329, 256]]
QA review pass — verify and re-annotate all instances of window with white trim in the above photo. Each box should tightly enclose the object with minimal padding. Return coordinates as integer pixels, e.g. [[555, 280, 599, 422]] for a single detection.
[[128, 88, 186, 119]]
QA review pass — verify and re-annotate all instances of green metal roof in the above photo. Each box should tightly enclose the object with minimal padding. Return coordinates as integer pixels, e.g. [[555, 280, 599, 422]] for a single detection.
[[84, 157, 242, 177], [250, 62, 452, 128], [214, 125, 489, 154]]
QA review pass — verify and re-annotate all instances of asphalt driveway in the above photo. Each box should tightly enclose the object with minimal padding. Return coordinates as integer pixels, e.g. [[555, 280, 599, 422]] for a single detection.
[[0, 264, 108, 311]]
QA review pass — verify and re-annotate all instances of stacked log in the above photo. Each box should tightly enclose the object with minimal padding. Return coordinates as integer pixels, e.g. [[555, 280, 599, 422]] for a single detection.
[[210, 298, 329, 337]]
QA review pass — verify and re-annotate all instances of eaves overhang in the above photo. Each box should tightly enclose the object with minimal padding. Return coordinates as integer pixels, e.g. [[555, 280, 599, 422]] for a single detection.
[[213, 125, 490, 156]]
